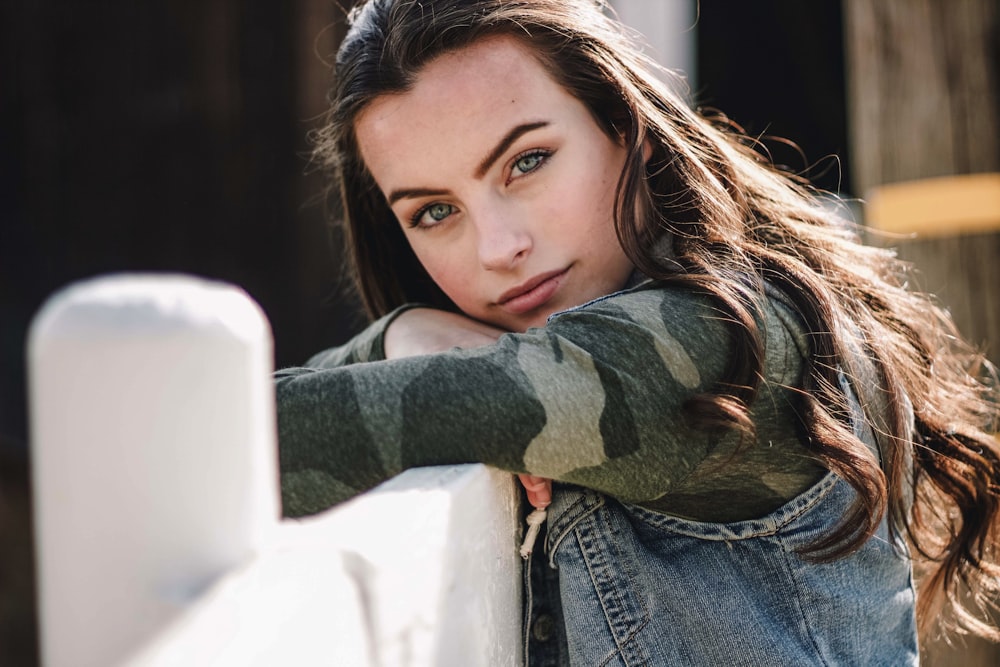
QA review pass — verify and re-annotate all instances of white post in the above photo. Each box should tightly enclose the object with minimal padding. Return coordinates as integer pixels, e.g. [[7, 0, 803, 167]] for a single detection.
[[28, 274, 279, 667], [611, 0, 698, 91]]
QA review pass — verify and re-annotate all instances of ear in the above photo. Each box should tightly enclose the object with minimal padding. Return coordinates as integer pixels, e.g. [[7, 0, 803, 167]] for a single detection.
[[642, 137, 653, 164]]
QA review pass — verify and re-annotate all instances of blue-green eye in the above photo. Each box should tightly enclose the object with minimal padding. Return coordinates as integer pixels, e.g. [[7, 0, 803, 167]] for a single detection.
[[411, 202, 455, 228], [512, 151, 549, 176], [427, 203, 453, 221]]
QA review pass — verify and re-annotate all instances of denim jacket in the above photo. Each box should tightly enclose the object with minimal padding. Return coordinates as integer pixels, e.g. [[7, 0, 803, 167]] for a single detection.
[[525, 475, 918, 666], [524, 371, 920, 667]]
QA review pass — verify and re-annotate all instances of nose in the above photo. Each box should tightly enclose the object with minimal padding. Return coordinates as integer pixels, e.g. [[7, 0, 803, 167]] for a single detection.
[[475, 207, 532, 271]]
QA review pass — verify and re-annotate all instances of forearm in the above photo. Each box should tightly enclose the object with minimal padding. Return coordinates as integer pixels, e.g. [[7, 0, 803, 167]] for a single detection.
[[276, 341, 541, 515], [275, 294, 727, 517], [299, 304, 426, 369]]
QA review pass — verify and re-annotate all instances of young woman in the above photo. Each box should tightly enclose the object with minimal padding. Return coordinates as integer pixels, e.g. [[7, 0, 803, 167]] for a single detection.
[[275, 0, 1000, 663]]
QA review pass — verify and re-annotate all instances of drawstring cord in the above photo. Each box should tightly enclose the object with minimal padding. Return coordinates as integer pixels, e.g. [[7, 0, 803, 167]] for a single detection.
[[519, 507, 548, 559]]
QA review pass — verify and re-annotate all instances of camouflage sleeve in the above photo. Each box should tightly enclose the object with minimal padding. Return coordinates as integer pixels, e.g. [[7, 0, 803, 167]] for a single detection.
[[275, 286, 736, 517]]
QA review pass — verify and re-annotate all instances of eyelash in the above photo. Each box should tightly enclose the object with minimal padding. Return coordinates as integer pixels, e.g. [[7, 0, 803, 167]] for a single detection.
[[407, 148, 554, 229], [408, 202, 454, 229], [509, 148, 552, 180]]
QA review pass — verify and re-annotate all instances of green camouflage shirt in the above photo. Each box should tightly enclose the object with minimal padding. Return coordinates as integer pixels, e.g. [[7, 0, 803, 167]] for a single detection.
[[275, 280, 827, 519]]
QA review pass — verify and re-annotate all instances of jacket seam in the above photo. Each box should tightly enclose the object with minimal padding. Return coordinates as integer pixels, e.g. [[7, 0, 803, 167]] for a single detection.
[[546, 491, 605, 567], [623, 471, 840, 541], [776, 531, 832, 666], [585, 507, 651, 666]]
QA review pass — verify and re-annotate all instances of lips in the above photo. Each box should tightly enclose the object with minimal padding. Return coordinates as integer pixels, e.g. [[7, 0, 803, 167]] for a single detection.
[[497, 268, 569, 315]]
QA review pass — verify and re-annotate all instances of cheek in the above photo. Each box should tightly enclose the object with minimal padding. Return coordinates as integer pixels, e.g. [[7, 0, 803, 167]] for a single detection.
[[406, 239, 474, 300], [566, 168, 620, 232], [571, 147, 623, 213]]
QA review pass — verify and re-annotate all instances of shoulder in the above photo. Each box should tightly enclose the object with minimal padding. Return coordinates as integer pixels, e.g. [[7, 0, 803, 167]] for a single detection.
[[760, 283, 810, 360], [540, 280, 733, 386], [550, 279, 723, 330], [549, 279, 728, 338]]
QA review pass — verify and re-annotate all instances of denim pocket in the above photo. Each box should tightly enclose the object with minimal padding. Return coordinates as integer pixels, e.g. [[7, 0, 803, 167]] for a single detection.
[[546, 487, 652, 666]]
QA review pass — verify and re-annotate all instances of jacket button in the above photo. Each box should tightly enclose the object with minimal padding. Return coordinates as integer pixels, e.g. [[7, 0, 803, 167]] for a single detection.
[[532, 613, 554, 642]]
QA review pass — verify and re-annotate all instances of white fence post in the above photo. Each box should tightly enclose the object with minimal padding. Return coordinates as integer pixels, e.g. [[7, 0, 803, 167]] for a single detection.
[[611, 0, 698, 90], [28, 274, 279, 667]]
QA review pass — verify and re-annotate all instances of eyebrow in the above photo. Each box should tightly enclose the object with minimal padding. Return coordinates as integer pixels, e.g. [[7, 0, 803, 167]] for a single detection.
[[385, 120, 550, 206], [475, 121, 550, 178], [387, 187, 450, 206]]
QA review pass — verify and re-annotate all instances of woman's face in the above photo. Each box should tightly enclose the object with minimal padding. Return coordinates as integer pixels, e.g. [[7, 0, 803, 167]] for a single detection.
[[355, 35, 635, 332]]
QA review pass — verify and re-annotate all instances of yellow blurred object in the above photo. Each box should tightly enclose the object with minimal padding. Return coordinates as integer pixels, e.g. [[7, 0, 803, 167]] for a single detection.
[[865, 173, 1000, 236]]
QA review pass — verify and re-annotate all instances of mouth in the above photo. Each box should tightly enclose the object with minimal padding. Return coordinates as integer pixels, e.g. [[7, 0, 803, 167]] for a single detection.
[[496, 267, 569, 315]]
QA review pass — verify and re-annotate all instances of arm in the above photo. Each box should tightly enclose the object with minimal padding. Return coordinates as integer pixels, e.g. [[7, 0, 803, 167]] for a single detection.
[[300, 305, 510, 366], [275, 286, 731, 517], [299, 304, 425, 370], [383, 307, 508, 359], [383, 308, 554, 508]]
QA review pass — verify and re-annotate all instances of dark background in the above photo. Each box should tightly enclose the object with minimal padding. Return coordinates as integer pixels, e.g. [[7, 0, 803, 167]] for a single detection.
[[0, 1, 846, 663]]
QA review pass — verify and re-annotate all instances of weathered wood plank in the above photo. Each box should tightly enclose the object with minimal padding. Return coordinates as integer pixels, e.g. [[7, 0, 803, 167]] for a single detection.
[[843, 0, 1000, 194], [845, 1, 1000, 663], [890, 233, 1000, 368]]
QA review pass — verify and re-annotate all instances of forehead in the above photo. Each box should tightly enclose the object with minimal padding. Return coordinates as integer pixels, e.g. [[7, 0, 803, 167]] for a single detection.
[[354, 35, 581, 177]]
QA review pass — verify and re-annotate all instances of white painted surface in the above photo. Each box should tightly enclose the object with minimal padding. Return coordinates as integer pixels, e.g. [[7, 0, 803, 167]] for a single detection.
[[126, 464, 521, 666], [279, 464, 523, 667], [29, 275, 523, 666], [29, 275, 279, 667], [126, 544, 373, 666]]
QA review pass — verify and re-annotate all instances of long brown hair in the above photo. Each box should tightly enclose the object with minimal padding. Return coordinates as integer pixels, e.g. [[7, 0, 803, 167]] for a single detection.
[[314, 0, 1000, 640]]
